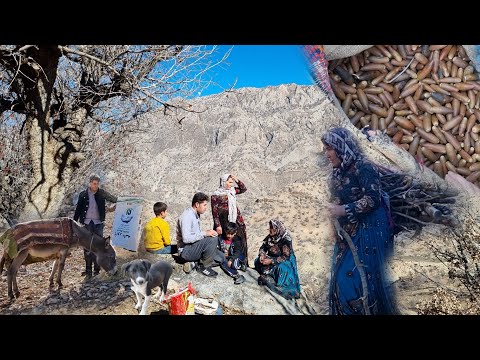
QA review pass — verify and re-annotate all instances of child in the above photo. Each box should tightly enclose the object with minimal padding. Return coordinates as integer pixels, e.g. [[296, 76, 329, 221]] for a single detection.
[[221, 222, 248, 273], [144, 202, 172, 254]]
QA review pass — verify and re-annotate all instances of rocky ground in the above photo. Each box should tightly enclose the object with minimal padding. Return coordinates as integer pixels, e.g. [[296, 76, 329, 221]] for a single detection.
[[2, 84, 477, 315]]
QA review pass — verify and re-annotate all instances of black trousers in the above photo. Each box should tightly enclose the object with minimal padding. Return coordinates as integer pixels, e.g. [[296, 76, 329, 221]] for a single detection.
[[84, 221, 104, 273]]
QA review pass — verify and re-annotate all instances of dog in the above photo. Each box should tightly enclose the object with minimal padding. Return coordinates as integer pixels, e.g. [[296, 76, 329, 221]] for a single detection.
[[122, 259, 173, 315]]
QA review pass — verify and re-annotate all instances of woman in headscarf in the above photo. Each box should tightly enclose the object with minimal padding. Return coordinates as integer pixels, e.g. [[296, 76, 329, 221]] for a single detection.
[[211, 174, 248, 265], [254, 219, 301, 300], [322, 127, 396, 315]]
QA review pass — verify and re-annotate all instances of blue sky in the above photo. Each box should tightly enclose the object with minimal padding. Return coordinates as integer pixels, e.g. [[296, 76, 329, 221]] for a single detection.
[[200, 45, 314, 96]]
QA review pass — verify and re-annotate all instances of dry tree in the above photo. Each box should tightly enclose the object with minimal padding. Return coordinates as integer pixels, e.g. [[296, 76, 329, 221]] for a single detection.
[[0, 45, 231, 220]]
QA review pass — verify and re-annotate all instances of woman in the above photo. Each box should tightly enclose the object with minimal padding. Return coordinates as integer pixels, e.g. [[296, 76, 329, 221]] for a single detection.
[[211, 174, 248, 265], [254, 219, 301, 300], [322, 127, 396, 315]]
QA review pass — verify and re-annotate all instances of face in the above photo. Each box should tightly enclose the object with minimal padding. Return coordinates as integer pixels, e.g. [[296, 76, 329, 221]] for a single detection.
[[89, 180, 99, 192], [325, 145, 342, 168], [122, 260, 151, 286], [195, 201, 208, 215], [95, 236, 117, 275], [269, 226, 275, 236], [224, 177, 235, 189], [226, 232, 236, 240]]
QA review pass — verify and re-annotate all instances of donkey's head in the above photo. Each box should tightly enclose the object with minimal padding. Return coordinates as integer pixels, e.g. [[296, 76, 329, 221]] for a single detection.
[[94, 235, 117, 275]]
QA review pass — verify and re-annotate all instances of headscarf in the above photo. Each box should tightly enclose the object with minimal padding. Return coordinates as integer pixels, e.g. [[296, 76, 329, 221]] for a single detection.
[[321, 127, 363, 179], [214, 174, 237, 223], [267, 219, 288, 246]]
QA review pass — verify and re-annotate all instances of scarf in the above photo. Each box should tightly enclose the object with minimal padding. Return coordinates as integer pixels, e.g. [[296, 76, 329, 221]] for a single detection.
[[214, 174, 237, 223], [267, 219, 288, 246], [321, 127, 363, 181]]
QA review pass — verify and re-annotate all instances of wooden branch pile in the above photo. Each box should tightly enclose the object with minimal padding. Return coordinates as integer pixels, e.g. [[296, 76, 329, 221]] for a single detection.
[[379, 166, 459, 235]]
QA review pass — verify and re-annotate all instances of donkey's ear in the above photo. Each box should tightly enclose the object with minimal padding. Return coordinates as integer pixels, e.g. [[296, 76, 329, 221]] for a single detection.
[[141, 259, 152, 272], [104, 236, 111, 249]]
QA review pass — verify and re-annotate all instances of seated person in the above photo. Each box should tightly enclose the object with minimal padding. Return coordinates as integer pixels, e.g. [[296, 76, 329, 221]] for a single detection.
[[144, 202, 172, 254], [176, 192, 245, 284], [254, 219, 301, 300], [220, 222, 247, 273]]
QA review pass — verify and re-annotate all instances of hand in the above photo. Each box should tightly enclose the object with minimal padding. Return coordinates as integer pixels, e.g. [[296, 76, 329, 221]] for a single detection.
[[216, 226, 222, 235], [227, 260, 232, 268], [205, 229, 218, 237], [327, 203, 346, 218], [259, 254, 265, 263], [231, 175, 238, 182], [108, 205, 116, 212], [224, 250, 229, 257]]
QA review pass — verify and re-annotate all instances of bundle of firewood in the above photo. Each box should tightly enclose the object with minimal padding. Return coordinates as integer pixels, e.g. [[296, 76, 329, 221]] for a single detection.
[[379, 166, 459, 235]]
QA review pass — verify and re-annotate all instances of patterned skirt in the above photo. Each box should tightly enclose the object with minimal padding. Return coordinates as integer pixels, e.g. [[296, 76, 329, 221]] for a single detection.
[[329, 206, 396, 315]]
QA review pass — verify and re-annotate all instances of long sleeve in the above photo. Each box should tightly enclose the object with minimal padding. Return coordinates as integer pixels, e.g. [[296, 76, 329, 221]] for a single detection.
[[179, 210, 205, 244], [102, 189, 117, 203], [211, 195, 221, 229], [272, 241, 291, 265], [344, 163, 381, 223], [235, 179, 247, 195], [73, 194, 83, 221], [159, 220, 171, 246], [258, 237, 270, 257], [229, 235, 243, 260]]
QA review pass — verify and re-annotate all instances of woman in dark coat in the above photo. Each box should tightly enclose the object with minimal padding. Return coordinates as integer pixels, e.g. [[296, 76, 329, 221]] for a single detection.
[[254, 219, 301, 300], [323, 127, 396, 315], [211, 174, 248, 265]]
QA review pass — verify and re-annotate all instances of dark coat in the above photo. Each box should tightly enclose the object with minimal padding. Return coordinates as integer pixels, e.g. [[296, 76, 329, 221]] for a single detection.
[[73, 188, 117, 224]]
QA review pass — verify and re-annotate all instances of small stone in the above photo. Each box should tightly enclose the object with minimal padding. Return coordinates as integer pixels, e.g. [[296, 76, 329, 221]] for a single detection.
[[46, 298, 59, 305]]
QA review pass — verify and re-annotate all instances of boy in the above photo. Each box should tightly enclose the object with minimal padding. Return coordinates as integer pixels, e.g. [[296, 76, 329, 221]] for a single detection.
[[221, 222, 248, 273], [144, 202, 172, 254]]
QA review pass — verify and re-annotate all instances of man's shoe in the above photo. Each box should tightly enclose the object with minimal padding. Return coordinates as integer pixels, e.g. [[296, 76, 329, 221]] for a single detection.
[[197, 265, 218, 277], [93, 270, 100, 276], [234, 274, 246, 285], [183, 262, 196, 274]]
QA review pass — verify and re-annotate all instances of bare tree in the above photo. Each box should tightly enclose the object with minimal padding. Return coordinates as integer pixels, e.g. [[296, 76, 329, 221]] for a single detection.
[[0, 45, 230, 220], [0, 114, 31, 224]]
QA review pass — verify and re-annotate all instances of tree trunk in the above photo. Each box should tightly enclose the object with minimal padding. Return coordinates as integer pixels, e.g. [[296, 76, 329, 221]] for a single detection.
[[19, 46, 86, 221]]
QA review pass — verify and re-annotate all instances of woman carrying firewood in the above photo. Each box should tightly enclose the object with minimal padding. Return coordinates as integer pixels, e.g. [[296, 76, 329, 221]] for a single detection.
[[322, 127, 396, 315]]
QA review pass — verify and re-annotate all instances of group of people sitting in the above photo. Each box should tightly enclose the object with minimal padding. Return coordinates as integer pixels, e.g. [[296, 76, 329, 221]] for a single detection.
[[75, 125, 398, 313], [143, 174, 301, 300]]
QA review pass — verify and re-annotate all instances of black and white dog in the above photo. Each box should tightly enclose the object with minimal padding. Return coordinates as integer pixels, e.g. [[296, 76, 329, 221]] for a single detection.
[[122, 259, 173, 315]]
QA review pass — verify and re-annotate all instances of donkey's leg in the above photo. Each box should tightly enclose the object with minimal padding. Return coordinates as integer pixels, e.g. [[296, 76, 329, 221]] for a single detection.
[[0, 254, 5, 275], [8, 250, 29, 299], [49, 259, 59, 288], [56, 248, 70, 288]]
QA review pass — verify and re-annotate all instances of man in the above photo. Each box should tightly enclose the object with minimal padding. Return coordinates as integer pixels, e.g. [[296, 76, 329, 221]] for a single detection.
[[177, 192, 220, 277], [74, 174, 117, 278]]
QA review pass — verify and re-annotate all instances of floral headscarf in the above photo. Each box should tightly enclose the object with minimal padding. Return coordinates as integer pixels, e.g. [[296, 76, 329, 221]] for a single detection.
[[321, 127, 363, 177], [267, 219, 288, 246]]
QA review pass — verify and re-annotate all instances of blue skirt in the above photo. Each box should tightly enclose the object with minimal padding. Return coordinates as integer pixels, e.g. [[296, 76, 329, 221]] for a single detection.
[[329, 205, 396, 315], [255, 252, 301, 300]]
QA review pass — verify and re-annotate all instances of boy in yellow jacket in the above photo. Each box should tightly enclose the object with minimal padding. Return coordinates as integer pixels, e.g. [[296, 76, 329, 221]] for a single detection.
[[144, 202, 172, 254]]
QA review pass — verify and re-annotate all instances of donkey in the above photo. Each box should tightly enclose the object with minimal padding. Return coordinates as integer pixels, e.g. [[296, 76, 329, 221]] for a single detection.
[[1, 217, 117, 300]]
